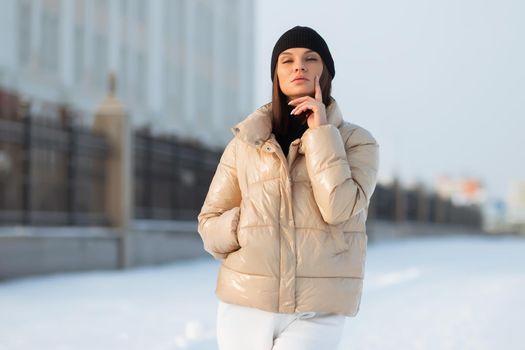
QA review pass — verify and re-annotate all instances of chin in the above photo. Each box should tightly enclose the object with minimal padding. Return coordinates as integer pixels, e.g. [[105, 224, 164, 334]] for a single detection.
[[284, 87, 314, 98]]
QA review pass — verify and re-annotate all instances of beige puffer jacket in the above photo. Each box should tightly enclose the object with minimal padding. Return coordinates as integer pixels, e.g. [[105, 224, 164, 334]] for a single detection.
[[197, 98, 379, 316]]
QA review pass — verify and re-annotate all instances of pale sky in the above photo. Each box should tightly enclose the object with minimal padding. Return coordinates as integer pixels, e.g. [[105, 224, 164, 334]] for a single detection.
[[253, 0, 525, 202]]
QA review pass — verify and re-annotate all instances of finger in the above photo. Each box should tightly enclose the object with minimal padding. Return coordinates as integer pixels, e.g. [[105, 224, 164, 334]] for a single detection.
[[315, 75, 322, 102], [291, 101, 313, 115], [290, 102, 305, 115], [288, 96, 311, 106]]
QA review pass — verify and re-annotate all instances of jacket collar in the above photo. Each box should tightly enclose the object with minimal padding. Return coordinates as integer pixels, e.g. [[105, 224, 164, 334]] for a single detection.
[[231, 97, 344, 149]]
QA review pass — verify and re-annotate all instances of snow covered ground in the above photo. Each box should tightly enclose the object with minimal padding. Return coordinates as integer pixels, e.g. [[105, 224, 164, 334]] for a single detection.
[[0, 233, 524, 350]]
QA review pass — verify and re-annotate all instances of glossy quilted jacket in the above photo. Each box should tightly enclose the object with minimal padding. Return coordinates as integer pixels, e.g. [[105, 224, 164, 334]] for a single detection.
[[198, 98, 379, 316]]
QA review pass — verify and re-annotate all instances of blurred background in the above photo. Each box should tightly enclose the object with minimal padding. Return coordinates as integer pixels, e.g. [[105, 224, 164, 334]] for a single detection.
[[0, 0, 524, 349]]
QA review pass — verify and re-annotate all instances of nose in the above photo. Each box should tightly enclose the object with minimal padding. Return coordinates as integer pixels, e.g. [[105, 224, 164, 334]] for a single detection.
[[294, 61, 307, 72]]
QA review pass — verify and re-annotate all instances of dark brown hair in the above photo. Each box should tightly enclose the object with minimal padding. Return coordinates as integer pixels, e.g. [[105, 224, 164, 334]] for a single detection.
[[272, 60, 333, 137]]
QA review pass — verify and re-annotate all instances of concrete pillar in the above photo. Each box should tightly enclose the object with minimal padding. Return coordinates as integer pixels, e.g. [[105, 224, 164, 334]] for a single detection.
[[93, 73, 133, 269]]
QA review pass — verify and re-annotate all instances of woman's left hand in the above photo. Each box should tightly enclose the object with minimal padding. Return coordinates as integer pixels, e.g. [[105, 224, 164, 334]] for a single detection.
[[288, 75, 328, 129]]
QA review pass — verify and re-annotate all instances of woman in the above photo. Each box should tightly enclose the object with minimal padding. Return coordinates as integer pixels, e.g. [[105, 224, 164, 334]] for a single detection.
[[198, 26, 379, 350]]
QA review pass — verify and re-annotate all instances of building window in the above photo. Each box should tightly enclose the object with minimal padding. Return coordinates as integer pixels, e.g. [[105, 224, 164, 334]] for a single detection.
[[94, 34, 108, 89], [74, 1, 85, 84], [164, 0, 186, 115], [41, 1, 60, 74], [74, 26, 85, 83], [137, 0, 146, 24], [136, 52, 146, 101], [121, 0, 128, 16], [195, 0, 213, 126], [120, 45, 128, 96], [92, 0, 109, 90], [223, 1, 239, 119]]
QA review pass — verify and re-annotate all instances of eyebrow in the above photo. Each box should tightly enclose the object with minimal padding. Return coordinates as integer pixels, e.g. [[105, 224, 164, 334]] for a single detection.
[[280, 50, 317, 57]]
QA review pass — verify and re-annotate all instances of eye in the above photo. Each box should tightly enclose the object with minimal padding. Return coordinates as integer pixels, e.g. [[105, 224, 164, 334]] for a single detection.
[[282, 60, 292, 64], [306, 57, 317, 61]]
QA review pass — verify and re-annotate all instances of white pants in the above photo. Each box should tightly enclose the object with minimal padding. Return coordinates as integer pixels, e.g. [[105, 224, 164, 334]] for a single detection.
[[216, 300, 346, 350]]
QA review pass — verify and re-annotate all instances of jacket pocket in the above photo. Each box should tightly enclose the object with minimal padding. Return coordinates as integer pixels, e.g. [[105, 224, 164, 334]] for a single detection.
[[330, 224, 349, 255], [221, 207, 242, 259]]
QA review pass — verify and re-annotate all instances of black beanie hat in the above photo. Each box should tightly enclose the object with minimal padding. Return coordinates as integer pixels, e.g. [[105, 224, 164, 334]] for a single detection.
[[271, 26, 335, 81]]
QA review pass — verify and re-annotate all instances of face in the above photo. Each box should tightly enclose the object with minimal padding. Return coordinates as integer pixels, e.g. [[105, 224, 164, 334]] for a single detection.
[[276, 47, 324, 101]]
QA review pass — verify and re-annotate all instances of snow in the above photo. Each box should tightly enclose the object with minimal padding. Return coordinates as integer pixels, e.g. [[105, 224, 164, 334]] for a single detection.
[[0, 234, 524, 350]]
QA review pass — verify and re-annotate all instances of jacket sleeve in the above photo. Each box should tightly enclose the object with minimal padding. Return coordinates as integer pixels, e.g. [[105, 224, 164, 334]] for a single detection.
[[301, 124, 379, 225], [197, 138, 242, 259]]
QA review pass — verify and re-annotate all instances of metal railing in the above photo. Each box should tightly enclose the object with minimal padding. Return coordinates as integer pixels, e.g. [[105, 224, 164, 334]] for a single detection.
[[0, 97, 220, 225], [0, 105, 109, 225], [134, 129, 220, 221], [0, 90, 481, 228], [368, 179, 482, 228]]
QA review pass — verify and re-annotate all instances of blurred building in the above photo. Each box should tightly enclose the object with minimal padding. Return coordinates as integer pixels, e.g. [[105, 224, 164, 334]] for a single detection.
[[507, 180, 525, 232], [0, 0, 254, 147], [435, 175, 485, 205]]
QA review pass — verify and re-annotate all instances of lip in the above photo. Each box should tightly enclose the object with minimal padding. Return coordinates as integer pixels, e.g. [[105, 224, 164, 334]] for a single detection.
[[292, 77, 309, 83]]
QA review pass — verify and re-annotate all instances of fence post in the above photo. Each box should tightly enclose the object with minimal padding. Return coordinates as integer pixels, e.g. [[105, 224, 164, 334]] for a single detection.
[[20, 100, 32, 225], [435, 196, 445, 224], [61, 105, 76, 225], [393, 177, 406, 222], [144, 130, 152, 219], [416, 184, 428, 222], [93, 73, 133, 269]]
